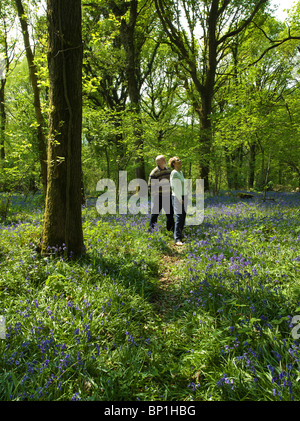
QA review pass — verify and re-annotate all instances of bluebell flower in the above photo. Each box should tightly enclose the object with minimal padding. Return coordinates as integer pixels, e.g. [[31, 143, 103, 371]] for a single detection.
[[71, 393, 81, 401]]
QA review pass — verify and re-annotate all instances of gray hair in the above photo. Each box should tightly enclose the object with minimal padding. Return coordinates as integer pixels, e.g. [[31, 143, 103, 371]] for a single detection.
[[155, 155, 165, 163]]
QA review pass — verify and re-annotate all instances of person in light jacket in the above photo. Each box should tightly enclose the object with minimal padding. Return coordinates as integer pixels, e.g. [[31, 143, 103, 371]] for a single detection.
[[169, 156, 187, 246]]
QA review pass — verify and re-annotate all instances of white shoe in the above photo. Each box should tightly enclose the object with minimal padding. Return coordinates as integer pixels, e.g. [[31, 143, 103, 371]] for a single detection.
[[175, 241, 184, 246]]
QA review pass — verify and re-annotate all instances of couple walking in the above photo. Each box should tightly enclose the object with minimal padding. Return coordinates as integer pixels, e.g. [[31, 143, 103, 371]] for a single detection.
[[148, 155, 187, 246]]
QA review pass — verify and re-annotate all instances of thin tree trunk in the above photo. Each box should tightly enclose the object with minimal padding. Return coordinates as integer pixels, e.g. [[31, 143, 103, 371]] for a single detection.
[[0, 7, 11, 163], [15, 0, 48, 194], [0, 78, 6, 160], [41, 0, 84, 257], [119, 0, 146, 181], [249, 142, 256, 189], [263, 153, 271, 201]]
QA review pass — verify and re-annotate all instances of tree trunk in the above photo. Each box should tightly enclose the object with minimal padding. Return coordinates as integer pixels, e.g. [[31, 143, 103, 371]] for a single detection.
[[119, 0, 146, 181], [41, 0, 84, 257], [0, 4, 10, 163], [224, 148, 233, 190], [198, 99, 212, 190], [15, 0, 48, 194], [249, 142, 256, 189], [0, 78, 6, 160]]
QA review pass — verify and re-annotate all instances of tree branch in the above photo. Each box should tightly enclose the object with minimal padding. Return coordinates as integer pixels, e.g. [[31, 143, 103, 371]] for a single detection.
[[249, 36, 300, 67], [217, 0, 268, 45]]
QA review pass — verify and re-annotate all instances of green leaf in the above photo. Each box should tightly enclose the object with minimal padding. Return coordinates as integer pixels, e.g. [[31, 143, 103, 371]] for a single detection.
[[250, 318, 262, 326], [271, 317, 289, 325]]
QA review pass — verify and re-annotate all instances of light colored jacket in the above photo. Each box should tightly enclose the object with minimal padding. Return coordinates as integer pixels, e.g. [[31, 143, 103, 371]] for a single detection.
[[170, 170, 185, 200]]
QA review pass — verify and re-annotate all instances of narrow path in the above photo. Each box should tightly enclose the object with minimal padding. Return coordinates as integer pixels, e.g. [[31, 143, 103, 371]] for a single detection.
[[150, 244, 187, 317]]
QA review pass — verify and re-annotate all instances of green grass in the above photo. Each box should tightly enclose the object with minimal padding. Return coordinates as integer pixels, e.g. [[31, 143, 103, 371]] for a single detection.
[[0, 192, 300, 401]]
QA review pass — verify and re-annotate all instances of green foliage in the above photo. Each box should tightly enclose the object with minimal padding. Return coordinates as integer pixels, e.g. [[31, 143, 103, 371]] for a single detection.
[[1, 56, 45, 193], [1, 0, 300, 194]]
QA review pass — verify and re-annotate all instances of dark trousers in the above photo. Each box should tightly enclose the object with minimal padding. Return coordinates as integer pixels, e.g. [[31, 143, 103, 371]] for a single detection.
[[149, 194, 174, 231], [172, 195, 187, 242]]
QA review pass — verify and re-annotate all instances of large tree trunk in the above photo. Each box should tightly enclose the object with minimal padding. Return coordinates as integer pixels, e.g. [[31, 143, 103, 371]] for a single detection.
[[199, 93, 213, 190], [41, 0, 84, 257], [15, 0, 48, 194]]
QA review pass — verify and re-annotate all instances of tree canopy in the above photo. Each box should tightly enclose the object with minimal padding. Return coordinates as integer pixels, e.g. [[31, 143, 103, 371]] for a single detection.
[[0, 0, 300, 203]]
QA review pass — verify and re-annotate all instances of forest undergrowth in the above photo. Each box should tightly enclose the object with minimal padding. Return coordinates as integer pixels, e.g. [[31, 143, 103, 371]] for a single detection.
[[0, 191, 300, 401]]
